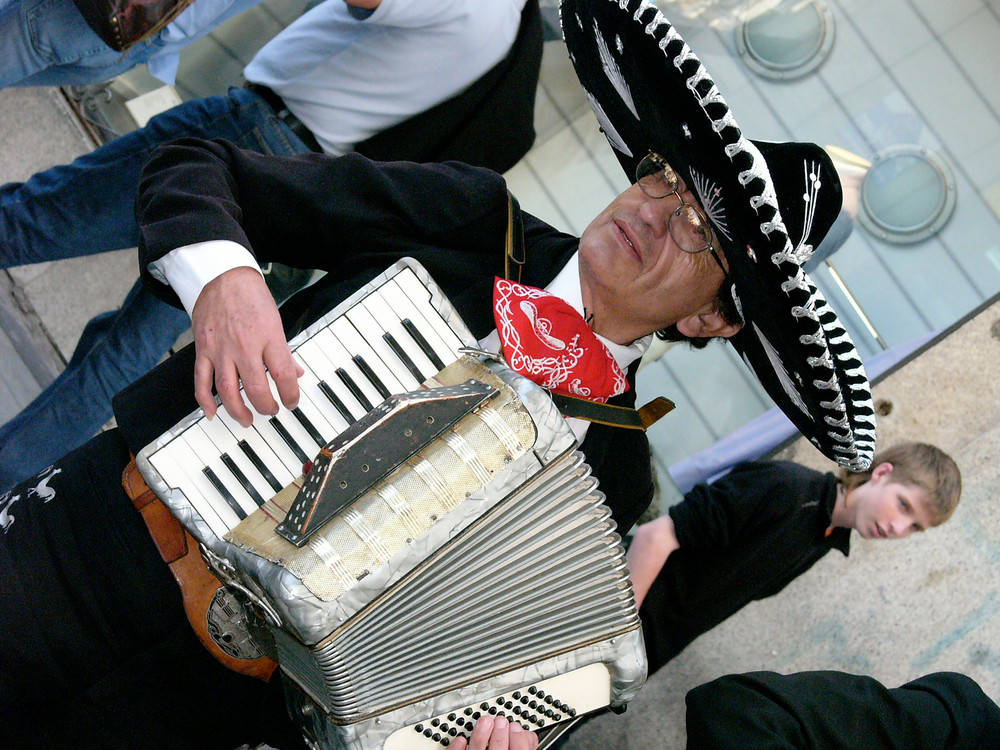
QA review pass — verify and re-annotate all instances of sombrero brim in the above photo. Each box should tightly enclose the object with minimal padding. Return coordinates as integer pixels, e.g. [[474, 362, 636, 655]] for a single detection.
[[561, 0, 875, 469]]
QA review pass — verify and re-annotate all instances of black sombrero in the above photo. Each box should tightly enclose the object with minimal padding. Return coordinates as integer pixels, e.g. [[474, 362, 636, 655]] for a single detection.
[[561, 0, 875, 470]]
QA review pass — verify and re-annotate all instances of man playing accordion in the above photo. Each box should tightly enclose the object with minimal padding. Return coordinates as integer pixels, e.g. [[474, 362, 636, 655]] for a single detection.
[[0, 1, 874, 748]]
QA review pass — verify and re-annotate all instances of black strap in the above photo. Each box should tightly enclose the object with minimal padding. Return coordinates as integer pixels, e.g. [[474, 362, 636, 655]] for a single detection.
[[505, 192, 526, 284], [244, 83, 324, 153], [552, 393, 676, 430]]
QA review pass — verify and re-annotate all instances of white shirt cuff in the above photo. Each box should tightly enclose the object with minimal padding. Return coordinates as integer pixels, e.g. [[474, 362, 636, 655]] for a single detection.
[[148, 240, 263, 318]]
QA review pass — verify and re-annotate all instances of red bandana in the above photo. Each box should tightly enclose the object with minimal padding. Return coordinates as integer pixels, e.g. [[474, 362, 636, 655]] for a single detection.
[[493, 278, 629, 403]]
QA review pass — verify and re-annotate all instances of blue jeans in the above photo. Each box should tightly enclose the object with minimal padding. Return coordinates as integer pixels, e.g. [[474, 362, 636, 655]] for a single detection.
[[0, 0, 261, 87], [0, 87, 311, 491]]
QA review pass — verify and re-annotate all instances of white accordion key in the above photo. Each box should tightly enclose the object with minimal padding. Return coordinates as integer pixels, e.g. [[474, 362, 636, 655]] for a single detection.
[[359, 288, 437, 383], [344, 300, 422, 392], [389, 270, 465, 369], [383, 663, 612, 750]]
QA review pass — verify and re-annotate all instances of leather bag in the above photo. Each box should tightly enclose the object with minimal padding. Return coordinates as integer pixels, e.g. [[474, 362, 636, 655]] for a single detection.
[[73, 0, 194, 52]]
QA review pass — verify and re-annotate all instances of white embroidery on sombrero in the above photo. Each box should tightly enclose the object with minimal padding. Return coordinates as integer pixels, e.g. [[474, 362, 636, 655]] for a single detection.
[[793, 161, 824, 264], [644, 13, 665, 34], [751, 322, 810, 417], [594, 19, 638, 118], [810, 293, 877, 467], [791, 303, 820, 325], [781, 267, 813, 297], [587, 92, 633, 157], [690, 169, 731, 241], [812, 372, 838, 391], [739, 141, 777, 205], [807, 351, 835, 369], [672, 42, 699, 71]]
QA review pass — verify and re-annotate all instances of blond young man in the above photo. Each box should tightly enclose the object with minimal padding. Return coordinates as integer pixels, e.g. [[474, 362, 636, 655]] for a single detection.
[[628, 443, 961, 675]]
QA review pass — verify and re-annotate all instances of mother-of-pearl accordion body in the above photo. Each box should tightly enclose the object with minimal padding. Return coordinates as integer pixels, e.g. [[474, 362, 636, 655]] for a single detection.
[[137, 259, 646, 749]]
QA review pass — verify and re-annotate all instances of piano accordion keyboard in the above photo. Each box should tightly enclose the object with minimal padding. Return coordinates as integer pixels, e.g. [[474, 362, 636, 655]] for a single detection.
[[147, 266, 469, 540]]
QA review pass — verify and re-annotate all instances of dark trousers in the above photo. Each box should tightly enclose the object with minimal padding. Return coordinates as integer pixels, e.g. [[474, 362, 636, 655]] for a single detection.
[[685, 670, 1000, 750], [0, 430, 302, 749]]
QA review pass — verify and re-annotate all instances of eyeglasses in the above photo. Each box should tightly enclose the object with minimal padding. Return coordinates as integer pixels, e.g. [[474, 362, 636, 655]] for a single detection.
[[635, 152, 728, 277]]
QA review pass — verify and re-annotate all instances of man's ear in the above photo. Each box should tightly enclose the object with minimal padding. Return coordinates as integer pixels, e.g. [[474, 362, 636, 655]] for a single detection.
[[871, 462, 894, 483], [675, 310, 742, 340]]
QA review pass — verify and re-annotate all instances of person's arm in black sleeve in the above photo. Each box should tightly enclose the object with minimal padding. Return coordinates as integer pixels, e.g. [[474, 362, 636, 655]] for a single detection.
[[136, 137, 510, 307], [685, 670, 1000, 750], [668, 462, 784, 550], [134, 137, 509, 424], [628, 462, 774, 607]]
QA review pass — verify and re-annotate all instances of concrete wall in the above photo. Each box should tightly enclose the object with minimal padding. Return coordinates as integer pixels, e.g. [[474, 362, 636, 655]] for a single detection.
[[564, 296, 1000, 748]]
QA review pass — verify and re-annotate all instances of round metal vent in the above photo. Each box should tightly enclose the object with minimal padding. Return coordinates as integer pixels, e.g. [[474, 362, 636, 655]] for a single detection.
[[859, 145, 957, 244], [736, 0, 835, 81]]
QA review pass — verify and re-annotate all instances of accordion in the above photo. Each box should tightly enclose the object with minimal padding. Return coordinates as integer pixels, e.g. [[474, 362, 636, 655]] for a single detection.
[[137, 259, 646, 749]]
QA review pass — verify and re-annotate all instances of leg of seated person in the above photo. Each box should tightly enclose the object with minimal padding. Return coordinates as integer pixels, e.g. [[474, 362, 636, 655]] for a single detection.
[[684, 671, 987, 750], [0, 86, 310, 270], [0, 0, 268, 88], [0, 280, 190, 492], [0, 430, 304, 749], [0, 0, 146, 88]]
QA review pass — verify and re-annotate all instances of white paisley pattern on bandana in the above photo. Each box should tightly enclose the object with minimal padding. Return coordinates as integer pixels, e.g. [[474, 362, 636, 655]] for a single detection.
[[494, 279, 628, 402]]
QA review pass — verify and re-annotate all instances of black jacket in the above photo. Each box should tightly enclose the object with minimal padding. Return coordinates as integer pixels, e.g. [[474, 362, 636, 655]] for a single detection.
[[686, 670, 1000, 750], [640, 460, 850, 673]]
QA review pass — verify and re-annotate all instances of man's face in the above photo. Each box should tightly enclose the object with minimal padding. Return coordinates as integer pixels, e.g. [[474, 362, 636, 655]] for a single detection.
[[578, 179, 737, 345]]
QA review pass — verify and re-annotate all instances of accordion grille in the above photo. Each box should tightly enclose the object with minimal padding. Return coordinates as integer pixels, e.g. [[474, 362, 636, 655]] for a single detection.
[[305, 451, 639, 723]]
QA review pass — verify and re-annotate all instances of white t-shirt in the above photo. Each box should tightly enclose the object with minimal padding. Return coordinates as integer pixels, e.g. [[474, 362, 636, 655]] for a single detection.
[[244, 0, 528, 155]]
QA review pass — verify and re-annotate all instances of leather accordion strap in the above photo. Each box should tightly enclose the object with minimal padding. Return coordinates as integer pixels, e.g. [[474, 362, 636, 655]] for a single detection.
[[504, 191, 526, 284], [122, 459, 277, 681], [551, 393, 675, 430]]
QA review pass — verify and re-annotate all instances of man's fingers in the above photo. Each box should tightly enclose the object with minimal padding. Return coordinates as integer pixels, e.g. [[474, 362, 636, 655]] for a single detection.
[[509, 722, 538, 750], [237, 360, 280, 421], [487, 715, 510, 750], [431, 715, 536, 750], [263, 341, 302, 412], [191, 266, 297, 426], [194, 354, 218, 419], [466, 715, 494, 750], [215, 360, 254, 427]]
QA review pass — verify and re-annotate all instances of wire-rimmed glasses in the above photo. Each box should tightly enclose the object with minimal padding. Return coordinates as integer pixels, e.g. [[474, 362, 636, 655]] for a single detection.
[[635, 152, 728, 276]]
